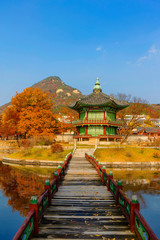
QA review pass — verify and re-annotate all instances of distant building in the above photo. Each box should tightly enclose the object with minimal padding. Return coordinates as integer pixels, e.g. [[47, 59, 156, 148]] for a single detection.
[[69, 78, 128, 143], [150, 118, 160, 128], [124, 115, 160, 128], [133, 127, 160, 137]]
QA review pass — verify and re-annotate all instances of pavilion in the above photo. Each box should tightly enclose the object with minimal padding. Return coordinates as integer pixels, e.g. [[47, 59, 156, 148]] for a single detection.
[[69, 78, 128, 143]]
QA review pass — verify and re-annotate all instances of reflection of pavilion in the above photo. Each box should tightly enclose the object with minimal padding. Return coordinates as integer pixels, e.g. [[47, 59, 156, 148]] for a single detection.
[[70, 78, 128, 143]]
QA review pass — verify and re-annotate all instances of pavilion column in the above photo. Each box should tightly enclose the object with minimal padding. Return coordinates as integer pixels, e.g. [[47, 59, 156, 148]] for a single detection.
[[86, 111, 88, 120], [85, 126, 88, 135], [104, 111, 106, 120], [103, 126, 106, 135]]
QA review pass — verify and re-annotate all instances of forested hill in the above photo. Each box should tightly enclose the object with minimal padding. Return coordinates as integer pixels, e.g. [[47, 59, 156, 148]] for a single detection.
[[32, 76, 83, 108], [0, 76, 84, 114]]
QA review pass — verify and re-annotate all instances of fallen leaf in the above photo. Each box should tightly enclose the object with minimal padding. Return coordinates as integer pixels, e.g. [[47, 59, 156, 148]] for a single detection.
[[104, 226, 109, 229]]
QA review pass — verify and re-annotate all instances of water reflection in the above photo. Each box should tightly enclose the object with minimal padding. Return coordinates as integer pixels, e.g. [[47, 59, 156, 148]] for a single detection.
[[108, 168, 160, 206], [0, 163, 54, 217], [109, 168, 160, 238]]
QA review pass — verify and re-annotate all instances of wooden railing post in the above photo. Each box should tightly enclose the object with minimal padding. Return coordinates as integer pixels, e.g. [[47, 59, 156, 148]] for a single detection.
[[96, 159, 99, 172], [45, 179, 51, 206], [58, 165, 62, 181], [64, 158, 67, 170], [29, 196, 39, 234], [61, 161, 65, 176], [98, 162, 102, 176], [108, 171, 113, 191], [54, 171, 59, 192], [130, 195, 140, 232], [116, 180, 123, 205], [102, 166, 106, 182]]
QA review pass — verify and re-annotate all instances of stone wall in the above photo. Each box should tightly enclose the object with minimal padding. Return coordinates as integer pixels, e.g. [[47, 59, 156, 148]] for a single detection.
[[127, 135, 149, 142], [56, 134, 74, 142]]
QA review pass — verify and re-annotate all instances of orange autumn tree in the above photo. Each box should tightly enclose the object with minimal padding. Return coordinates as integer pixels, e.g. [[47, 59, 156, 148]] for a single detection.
[[1, 105, 20, 138], [2, 87, 60, 138], [0, 115, 4, 138], [18, 107, 60, 137]]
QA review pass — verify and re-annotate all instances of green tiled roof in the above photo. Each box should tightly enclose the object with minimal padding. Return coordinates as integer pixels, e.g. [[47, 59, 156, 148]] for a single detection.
[[69, 78, 129, 111]]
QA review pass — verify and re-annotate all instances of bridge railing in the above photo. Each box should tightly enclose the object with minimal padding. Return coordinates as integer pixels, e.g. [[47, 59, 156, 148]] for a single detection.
[[85, 153, 158, 240], [13, 152, 72, 240]]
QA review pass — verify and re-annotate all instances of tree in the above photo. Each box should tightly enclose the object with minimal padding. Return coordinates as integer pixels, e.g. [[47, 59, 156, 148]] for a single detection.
[[11, 87, 53, 111], [1, 106, 20, 138], [1, 87, 60, 138], [18, 107, 59, 137], [115, 94, 159, 144]]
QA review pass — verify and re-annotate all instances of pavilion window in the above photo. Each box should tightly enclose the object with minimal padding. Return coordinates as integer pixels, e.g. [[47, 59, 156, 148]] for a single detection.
[[107, 112, 115, 121], [88, 112, 104, 120], [80, 112, 85, 120], [80, 127, 85, 135]]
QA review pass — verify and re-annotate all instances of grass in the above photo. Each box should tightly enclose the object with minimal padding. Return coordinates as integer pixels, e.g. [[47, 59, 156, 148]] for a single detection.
[[76, 144, 95, 148], [8, 147, 72, 161], [94, 147, 160, 162]]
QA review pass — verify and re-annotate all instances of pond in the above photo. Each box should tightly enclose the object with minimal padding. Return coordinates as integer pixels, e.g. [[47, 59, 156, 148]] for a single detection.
[[0, 161, 160, 239], [111, 168, 160, 238], [0, 161, 54, 240]]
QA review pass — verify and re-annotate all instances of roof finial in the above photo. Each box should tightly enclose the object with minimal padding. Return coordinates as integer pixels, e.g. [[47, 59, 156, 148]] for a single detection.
[[93, 77, 102, 93]]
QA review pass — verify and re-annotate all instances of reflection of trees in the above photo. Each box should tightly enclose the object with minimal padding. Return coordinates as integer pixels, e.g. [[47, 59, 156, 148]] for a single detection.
[[0, 163, 50, 217], [113, 169, 160, 209], [122, 179, 160, 209]]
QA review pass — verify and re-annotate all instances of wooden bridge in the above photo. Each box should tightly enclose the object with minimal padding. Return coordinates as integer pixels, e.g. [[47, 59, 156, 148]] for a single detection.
[[13, 149, 158, 240]]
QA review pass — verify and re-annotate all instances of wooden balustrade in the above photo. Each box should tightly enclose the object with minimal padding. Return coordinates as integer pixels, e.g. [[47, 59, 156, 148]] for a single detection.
[[13, 152, 72, 240], [85, 153, 159, 240], [72, 119, 122, 126]]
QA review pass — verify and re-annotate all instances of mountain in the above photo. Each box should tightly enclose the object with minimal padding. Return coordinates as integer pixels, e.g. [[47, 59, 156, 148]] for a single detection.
[[32, 76, 83, 108], [0, 76, 84, 114]]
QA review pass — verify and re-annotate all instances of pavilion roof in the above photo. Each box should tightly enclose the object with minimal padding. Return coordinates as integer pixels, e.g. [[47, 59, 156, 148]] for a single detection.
[[69, 78, 129, 111]]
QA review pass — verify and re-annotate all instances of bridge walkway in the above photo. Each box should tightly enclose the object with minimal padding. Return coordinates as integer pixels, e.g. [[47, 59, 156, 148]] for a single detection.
[[32, 149, 137, 240]]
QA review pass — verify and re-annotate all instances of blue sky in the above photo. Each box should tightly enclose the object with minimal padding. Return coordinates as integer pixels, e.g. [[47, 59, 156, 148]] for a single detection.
[[0, 0, 160, 105]]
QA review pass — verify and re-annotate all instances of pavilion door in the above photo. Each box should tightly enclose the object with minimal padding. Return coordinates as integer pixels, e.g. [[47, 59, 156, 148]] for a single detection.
[[88, 126, 103, 136], [106, 127, 115, 135]]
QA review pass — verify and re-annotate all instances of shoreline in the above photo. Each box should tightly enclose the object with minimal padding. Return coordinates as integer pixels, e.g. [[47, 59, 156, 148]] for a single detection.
[[2, 156, 160, 168], [2, 157, 62, 167]]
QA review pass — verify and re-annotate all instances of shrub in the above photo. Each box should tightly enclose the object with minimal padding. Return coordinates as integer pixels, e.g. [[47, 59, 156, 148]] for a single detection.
[[34, 136, 53, 146], [19, 139, 35, 149], [140, 148, 144, 154], [153, 152, 160, 158], [126, 152, 132, 157], [153, 139, 160, 147], [51, 144, 63, 153]]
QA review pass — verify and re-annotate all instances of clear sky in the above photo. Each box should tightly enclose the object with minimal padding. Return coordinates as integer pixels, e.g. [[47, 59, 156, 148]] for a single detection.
[[0, 0, 160, 105]]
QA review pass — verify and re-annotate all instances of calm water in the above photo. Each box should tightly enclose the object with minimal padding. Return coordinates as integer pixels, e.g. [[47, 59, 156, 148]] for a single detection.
[[0, 162, 54, 240], [111, 168, 160, 238], [0, 162, 160, 239]]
